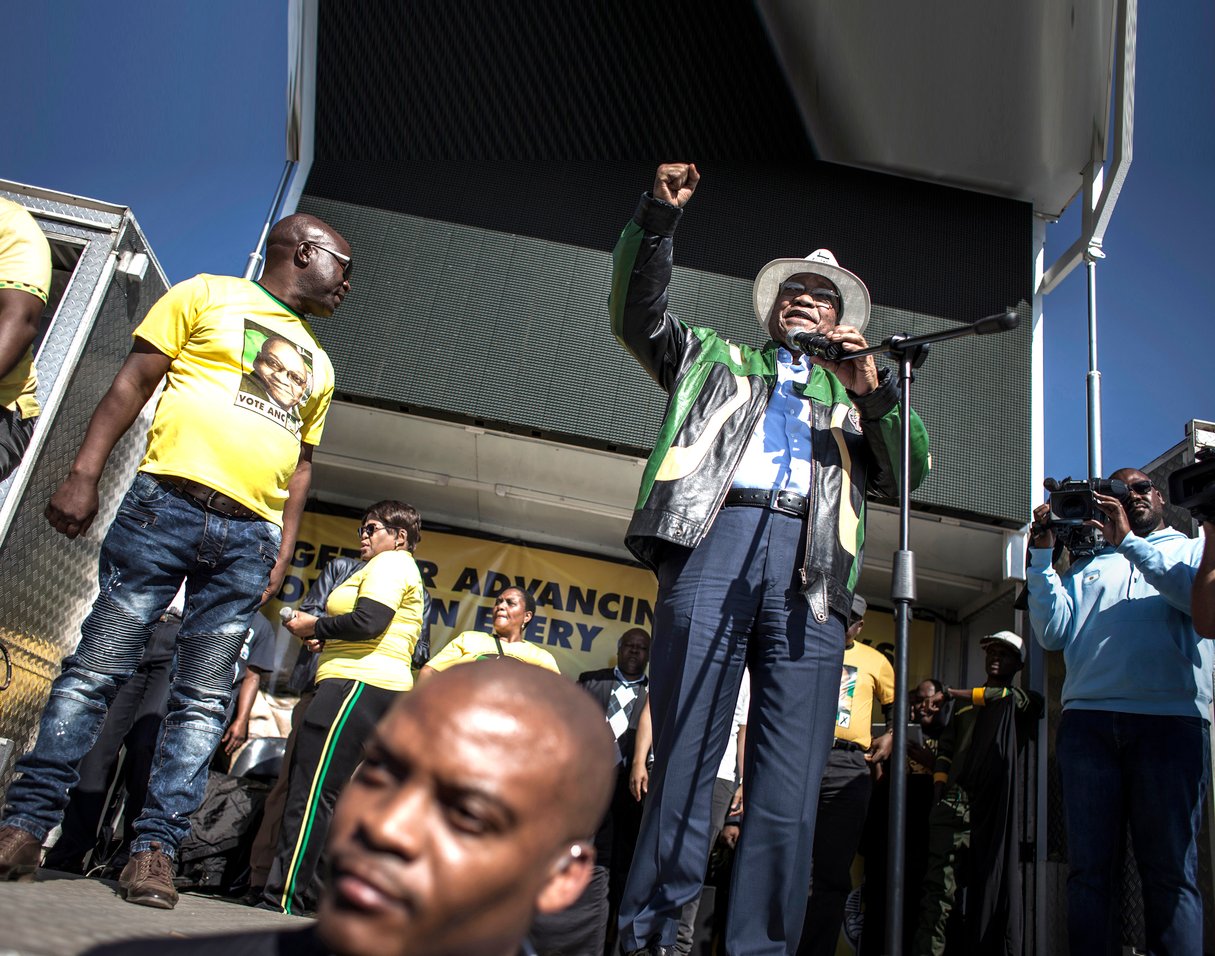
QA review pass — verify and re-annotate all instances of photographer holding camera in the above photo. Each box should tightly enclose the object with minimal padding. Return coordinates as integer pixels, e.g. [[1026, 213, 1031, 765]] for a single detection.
[[1027, 468, 1212, 956]]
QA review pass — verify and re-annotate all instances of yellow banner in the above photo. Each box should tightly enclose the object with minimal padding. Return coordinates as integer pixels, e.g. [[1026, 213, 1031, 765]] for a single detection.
[[266, 511, 936, 692], [266, 511, 658, 678]]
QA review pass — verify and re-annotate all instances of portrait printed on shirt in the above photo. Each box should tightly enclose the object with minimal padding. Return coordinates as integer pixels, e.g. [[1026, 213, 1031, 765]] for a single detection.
[[235, 320, 313, 436], [836, 664, 858, 728]]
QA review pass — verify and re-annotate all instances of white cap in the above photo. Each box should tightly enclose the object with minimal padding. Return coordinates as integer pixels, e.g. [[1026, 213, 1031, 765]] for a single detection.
[[980, 630, 1025, 662]]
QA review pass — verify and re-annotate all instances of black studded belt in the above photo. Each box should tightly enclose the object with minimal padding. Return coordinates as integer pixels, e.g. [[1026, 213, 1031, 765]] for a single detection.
[[722, 487, 809, 519], [157, 476, 259, 521]]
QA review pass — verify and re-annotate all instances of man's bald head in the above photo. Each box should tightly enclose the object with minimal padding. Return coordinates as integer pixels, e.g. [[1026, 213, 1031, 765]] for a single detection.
[[266, 213, 343, 256], [258, 213, 351, 319], [413, 661, 616, 837], [1111, 467, 1166, 537], [318, 661, 616, 956]]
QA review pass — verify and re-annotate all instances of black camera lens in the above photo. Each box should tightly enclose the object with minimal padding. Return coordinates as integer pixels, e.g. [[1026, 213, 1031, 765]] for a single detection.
[[1053, 494, 1090, 522]]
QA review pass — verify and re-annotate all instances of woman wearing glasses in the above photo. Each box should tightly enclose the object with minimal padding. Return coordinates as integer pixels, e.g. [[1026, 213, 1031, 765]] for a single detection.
[[261, 500, 425, 916]]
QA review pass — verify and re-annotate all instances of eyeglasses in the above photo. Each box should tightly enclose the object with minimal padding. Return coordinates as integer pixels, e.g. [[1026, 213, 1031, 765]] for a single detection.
[[304, 241, 353, 280], [778, 281, 839, 309], [1125, 479, 1154, 496], [259, 351, 308, 389], [359, 522, 399, 538]]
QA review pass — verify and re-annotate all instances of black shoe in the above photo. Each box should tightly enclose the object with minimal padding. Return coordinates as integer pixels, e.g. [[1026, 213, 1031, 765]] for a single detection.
[[237, 886, 266, 907]]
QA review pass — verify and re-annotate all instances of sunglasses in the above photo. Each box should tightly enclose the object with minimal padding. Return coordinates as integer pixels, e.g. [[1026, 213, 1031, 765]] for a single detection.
[[778, 281, 839, 309], [304, 241, 353, 280], [1124, 479, 1154, 496], [359, 522, 399, 539]]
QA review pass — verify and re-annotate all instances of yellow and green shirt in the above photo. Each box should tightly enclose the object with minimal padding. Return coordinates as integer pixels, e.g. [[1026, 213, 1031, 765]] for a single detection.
[[0, 197, 51, 417], [135, 274, 335, 524], [835, 640, 896, 750], [316, 549, 425, 692], [427, 631, 561, 675]]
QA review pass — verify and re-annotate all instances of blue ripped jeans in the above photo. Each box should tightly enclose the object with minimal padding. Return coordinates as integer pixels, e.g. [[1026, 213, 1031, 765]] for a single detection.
[[3, 472, 280, 856]]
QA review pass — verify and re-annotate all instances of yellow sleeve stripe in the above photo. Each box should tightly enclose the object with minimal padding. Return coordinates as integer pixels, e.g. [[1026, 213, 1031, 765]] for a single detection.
[[972, 687, 986, 707]]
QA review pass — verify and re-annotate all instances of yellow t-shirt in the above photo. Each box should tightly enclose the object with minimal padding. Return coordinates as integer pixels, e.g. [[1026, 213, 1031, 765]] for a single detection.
[[315, 549, 424, 691], [426, 631, 561, 675], [0, 197, 51, 416], [834, 640, 896, 749], [135, 274, 335, 524]]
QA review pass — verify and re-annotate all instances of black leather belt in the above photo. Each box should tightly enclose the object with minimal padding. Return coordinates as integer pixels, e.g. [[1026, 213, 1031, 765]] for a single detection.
[[722, 487, 809, 519], [832, 739, 866, 753], [157, 476, 258, 520]]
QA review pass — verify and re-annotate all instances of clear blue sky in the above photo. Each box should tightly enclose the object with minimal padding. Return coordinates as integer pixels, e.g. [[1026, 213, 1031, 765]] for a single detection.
[[2, 2, 1210, 497]]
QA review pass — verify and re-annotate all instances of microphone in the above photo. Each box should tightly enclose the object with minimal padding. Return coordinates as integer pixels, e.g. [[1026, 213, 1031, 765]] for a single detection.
[[972, 309, 1020, 335], [786, 330, 846, 362], [279, 606, 297, 624]]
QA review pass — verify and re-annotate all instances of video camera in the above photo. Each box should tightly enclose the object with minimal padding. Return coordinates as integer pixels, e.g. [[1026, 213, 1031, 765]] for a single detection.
[[1168, 454, 1215, 523], [1044, 476, 1129, 526]]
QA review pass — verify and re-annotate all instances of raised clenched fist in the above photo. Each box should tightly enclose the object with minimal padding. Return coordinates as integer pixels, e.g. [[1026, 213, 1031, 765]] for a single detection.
[[653, 163, 700, 208]]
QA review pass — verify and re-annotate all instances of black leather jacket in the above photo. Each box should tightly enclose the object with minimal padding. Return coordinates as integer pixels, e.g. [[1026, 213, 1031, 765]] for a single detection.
[[609, 195, 930, 622]]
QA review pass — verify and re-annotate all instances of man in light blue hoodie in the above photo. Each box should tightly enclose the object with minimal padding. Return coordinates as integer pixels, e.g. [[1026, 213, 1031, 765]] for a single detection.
[[1027, 468, 1212, 956]]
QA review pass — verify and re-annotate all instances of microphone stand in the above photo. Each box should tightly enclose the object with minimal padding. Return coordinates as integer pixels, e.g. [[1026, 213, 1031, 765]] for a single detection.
[[826, 309, 1019, 956]]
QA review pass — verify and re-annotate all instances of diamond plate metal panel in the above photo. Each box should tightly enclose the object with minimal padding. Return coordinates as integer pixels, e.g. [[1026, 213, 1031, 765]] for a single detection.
[[0, 185, 124, 230], [0, 207, 166, 796]]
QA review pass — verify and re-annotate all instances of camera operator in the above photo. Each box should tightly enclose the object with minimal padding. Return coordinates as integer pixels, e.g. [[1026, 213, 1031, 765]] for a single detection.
[[1027, 468, 1212, 956]]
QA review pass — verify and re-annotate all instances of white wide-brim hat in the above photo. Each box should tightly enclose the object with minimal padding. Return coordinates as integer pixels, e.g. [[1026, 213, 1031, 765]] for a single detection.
[[980, 630, 1026, 662], [752, 248, 871, 335]]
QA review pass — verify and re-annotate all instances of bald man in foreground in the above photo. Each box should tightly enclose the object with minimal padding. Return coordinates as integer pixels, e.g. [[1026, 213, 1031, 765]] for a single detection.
[[87, 661, 618, 956], [0, 214, 347, 907]]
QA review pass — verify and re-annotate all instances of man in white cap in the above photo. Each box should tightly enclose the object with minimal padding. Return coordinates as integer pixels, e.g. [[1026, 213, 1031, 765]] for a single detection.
[[608, 163, 930, 955], [912, 631, 1041, 956]]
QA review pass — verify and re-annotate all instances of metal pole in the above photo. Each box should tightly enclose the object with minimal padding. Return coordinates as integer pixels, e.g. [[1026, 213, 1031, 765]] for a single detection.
[[885, 345, 921, 956], [833, 312, 1018, 956], [1085, 255, 1103, 479], [243, 159, 297, 280]]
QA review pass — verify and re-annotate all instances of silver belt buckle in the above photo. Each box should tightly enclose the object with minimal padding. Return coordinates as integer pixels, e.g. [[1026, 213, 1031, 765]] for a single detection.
[[768, 488, 783, 512]]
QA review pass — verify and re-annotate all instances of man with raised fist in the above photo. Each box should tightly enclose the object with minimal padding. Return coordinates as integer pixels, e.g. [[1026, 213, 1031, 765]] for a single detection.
[[608, 163, 929, 955]]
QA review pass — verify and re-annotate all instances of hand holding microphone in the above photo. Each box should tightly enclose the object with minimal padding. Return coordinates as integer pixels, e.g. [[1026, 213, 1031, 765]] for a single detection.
[[786, 330, 847, 363], [281, 605, 322, 651]]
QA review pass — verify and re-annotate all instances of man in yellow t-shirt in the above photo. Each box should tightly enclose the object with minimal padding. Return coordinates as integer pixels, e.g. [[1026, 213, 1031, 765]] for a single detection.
[[0, 197, 51, 482], [0, 214, 350, 910], [801, 595, 895, 956]]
